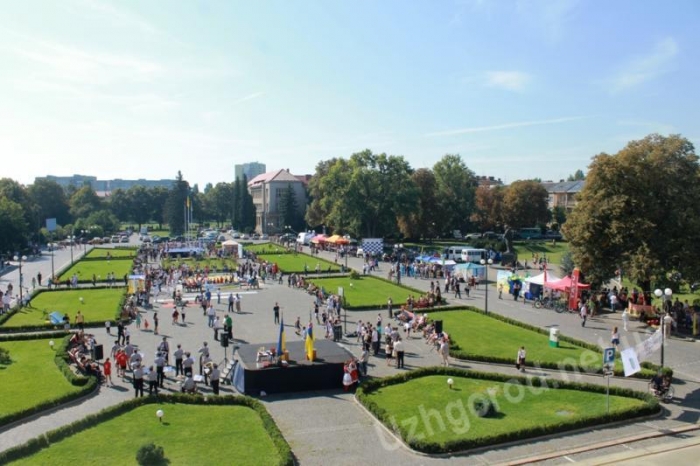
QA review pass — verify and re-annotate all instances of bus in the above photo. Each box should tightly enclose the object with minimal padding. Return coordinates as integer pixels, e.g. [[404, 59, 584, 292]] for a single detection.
[[443, 245, 469, 261], [519, 228, 543, 240], [460, 248, 488, 263]]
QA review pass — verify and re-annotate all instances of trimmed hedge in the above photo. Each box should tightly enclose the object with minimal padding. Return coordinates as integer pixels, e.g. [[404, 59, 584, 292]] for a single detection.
[[0, 395, 294, 466], [0, 333, 98, 427], [424, 307, 657, 379], [356, 366, 660, 454], [0, 286, 128, 333]]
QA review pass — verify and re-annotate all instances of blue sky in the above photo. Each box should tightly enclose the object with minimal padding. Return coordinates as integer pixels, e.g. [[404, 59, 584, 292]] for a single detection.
[[1, 0, 698, 187]]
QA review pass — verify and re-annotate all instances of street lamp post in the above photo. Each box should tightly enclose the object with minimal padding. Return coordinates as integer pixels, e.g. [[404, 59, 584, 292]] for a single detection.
[[654, 287, 673, 368], [49, 244, 55, 281], [70, 228, 74, 265], [13, 254, 28, 307], [480, 258, 493, 314]]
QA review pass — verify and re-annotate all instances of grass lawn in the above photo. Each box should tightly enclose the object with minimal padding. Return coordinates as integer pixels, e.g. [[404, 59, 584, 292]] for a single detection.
[[306, 276, 417, 308], [245, 242, 289, 254], [3, 288, 125, 328], [85, 247, 137, 259], [0, 338, 83, 422], [8, 403, 283, 466], [513, 241, 570, 265], [258, 253, 340, 274], [364, 375, 648, 447], [57, 259, 134, 283], [162, 257, 238, 271], [430, 310, 622, 372]]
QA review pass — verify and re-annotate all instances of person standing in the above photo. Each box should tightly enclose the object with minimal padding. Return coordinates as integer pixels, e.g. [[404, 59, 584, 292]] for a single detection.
[[174, 344, 184, 377], [75, 311, 85, 331], [227, 292, 234, 313], [207, 304, 216, 327], [103, 357, 113, 387], [439, 337, 450, 367], [210, 363, 220, 395], [273, 302, 280, 324], [611, 327, 620, 348], [387, 297, 393, 318], [394, 337, 405, 369], [359, 347, 370, 376], [371, 327, 380, 356], [217, 288, 221, 305], [198, 342, 210, 375], [224, 314, 233, 340], [155, 352, 166, 388], [147, 365, 158, 395], [235, 293, 242, 313], [153, 312, 159, 335], [135, 312, 141, 329], [622, 308, 630, 331], [580, 302, 588, 327], [183, 352, 194, 377], [133, 363, 144, 398], [516, 346, 526, 372], [37, 272, 42, 287]]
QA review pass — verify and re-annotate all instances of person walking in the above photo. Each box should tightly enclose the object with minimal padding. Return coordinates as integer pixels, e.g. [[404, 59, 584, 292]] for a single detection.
[[580, 302, 588, 327], [227, 293, 234, 313], [135, 313, 141, 329], [516, 346, 526, 372], [622, 309, 630, 331], [153, 312, 159, 335], [439, 337, 450, 367], [273, 302, 280, 324], [394, 337, 405, 369]]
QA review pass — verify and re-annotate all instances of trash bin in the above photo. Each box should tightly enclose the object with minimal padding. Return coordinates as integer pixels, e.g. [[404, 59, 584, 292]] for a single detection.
[[549, 328, 560, 347]]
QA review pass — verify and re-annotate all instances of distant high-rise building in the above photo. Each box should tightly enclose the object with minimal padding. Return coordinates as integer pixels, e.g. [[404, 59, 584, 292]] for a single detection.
[[235, 162, 266, 181]]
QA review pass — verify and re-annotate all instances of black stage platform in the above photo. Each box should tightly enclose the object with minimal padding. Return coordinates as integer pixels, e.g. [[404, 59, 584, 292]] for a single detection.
[[232, 339, 353, 395]]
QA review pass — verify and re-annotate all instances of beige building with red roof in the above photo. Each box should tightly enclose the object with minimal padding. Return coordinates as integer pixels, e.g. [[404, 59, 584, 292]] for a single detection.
[[248, 169, 308, 234]]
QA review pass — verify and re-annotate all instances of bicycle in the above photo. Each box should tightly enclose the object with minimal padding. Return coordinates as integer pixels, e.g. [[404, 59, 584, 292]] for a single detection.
[[648, 380, 674, 402]]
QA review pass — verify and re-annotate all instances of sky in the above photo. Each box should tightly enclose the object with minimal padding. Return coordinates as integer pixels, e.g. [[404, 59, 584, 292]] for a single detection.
[[1, 0, 699, 187]]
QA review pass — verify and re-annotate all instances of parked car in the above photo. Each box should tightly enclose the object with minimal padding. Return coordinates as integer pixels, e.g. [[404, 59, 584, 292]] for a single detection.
[[120, 236, 129, 243], [260, 234, 269, 240], [251, 233, 260, 240], [544, 230, 563, 240], [141, 235, 152, 243], [464, 232, 482, 241], [231, 232, 241, 239], [240, 234, 250, 240], [217, 235, 226, 242]]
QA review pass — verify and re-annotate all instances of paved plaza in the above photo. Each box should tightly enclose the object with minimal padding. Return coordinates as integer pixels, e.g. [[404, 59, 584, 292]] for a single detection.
[[1, 243, 699, 465]]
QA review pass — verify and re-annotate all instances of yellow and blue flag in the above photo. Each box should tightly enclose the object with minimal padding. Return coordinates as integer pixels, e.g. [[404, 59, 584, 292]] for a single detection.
[[305, 322, 314, 361]]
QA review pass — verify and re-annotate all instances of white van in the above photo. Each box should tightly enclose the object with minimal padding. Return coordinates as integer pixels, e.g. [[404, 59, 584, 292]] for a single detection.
[[296, 231, 315, 246], [460, 248, 488, 263], [444, 246, 467, 261]]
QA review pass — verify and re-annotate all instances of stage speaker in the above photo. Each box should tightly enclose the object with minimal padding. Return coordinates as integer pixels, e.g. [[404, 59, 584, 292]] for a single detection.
[[221, 334, 229, 347], [94, 344, 104, 360], [434, 320, 443, 335]]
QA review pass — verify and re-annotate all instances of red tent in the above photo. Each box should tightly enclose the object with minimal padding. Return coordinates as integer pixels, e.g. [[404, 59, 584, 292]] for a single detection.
[[544, 275, 590, 291]]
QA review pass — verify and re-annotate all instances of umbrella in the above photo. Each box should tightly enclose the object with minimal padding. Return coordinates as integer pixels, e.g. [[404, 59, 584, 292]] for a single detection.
[[49, 311, 64, 325]]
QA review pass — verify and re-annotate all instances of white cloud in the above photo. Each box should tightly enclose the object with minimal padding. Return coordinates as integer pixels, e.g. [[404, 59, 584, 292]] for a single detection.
[[485, 71, 532, 91], [608, 37, 679, 93], [67, 0, 160, 35], [425, 116, 588, 137], [232, 92, 265, 106], [516, 0, 581, 41]]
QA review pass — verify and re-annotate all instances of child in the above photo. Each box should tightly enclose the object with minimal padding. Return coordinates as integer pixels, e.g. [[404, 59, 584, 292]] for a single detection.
[[517, 346, 526, 372], [103, 357, 113, 386]]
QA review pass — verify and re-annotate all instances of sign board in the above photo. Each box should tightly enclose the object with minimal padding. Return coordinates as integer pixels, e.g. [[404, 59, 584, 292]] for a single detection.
[[621, 347, 641, 377], [46, 218, 57, 232], [603, 347, 615, 365]]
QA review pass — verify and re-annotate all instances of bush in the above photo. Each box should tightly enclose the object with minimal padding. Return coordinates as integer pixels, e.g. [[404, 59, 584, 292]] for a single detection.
[[349, 270, 361, 280], [0, 346, 10, 364], [136, 443, 167, 465], [472, 397, 497, 418]]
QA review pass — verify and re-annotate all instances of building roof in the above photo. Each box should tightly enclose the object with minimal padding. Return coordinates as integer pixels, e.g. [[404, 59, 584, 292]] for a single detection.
[[541, 180, 585, 194], [248, 169, 302, 186]]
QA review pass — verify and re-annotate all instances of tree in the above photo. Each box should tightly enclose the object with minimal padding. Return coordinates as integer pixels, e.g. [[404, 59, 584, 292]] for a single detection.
[[0, 197, 30, 254], [69, 185, 102, 220], [107, 189, 131, 224], [126, 186, 153, 229], [471, 185, 505, 232], [279, 184, 302, 232], [85, 210, 120, 235], [564, 134, 700, 289], [0, 179, 37, 239], [149, 186, 169, 230], [28, 179, 71, 228], [238, 175, 256, 232], [398, 168, 438, 240], [551, 206, 567, 230], [432, 155, 478, 234], [501, 180, 550, 229], [567, 169, 585, 181], [165, 171, 190, 236]]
